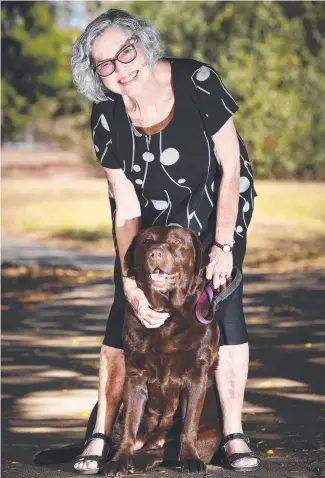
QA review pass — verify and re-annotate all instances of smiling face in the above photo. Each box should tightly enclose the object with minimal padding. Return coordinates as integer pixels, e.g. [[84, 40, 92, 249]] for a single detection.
[[91, 27, 152, 96], [134, 227, 201, 293]]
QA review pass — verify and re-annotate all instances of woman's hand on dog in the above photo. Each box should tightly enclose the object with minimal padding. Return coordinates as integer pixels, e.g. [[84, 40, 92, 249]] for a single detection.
[[123, 277, 170, 328], [206, 245, 233, 292]]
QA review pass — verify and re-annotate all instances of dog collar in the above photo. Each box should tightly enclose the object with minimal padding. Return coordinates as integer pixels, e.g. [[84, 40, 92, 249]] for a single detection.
[[195, 267, 242, 325]]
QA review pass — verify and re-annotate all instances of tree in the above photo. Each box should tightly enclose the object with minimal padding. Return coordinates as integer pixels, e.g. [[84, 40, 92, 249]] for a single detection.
[[123, 1, 325, 179], [1, 1, 71, 141]]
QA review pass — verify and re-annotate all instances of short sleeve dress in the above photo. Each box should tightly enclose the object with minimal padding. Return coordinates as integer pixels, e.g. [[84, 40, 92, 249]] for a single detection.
[[91, 58, 257, 349]]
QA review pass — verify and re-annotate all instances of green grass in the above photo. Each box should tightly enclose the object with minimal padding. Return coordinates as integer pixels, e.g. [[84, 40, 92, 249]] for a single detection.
[[253, 180, 325, 224], [2, 178, 325, 267]]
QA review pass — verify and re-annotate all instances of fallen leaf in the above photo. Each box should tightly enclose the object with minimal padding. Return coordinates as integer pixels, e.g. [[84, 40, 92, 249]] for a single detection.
[[81, 361, 99, 369], [267, 449, 274, 455], [305, 343, 312, 348], [75, 410, 89, 418], [257, 440, 264, 445], [260, 381, 272, 387]]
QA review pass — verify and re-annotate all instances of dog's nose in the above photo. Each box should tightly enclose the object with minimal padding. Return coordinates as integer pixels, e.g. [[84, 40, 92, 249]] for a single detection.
[[149, 248, 163, 260]]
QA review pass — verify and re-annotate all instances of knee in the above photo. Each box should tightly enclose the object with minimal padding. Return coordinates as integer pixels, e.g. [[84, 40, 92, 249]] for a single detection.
[[217, 343, 249, 367], [219, 342, 249, 353], [100, 344, 125, 366]]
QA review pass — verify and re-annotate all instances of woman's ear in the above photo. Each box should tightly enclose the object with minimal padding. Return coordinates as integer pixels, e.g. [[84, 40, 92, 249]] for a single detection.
[[191, 232, 209, 276]]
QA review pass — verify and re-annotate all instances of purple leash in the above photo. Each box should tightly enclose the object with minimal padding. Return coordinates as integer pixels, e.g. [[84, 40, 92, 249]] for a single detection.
[[195, 267, 242, 324]]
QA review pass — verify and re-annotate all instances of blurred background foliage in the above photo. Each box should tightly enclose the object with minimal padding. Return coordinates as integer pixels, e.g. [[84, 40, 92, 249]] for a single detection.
[[1, 1, 325, 179]]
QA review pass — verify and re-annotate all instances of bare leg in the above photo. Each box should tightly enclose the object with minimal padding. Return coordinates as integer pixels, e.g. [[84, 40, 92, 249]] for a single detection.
[[214, 343, 258, 468], [74, 345, 125, 471]]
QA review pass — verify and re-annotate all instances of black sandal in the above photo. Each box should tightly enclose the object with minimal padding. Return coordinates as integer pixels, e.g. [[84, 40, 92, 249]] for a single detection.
[[72, 433, 111, 475], [219, 433, 261, 472]]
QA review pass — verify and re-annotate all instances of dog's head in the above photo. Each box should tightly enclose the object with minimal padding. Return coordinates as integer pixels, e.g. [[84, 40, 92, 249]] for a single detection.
[[127, 227, 208, 305]]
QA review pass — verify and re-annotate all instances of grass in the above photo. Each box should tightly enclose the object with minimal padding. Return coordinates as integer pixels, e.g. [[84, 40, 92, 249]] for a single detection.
[[2, 177, 325, 270], [2, 177, 114, 252], [252, 181, 325, 224]]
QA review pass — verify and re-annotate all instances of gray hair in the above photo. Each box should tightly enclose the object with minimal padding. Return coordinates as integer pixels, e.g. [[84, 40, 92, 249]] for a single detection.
[[71, 9, 164, 103]]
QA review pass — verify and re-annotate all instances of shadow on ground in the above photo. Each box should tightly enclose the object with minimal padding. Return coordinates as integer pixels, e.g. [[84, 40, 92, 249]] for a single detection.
[[2, 264, 325, 477]]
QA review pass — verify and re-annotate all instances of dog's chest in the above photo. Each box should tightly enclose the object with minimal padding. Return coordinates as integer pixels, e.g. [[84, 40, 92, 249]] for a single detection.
[[145, 323, 219, 384]]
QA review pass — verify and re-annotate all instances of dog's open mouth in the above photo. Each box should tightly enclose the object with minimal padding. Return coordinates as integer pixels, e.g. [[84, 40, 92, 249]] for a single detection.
[[149, 268, 179, 284]]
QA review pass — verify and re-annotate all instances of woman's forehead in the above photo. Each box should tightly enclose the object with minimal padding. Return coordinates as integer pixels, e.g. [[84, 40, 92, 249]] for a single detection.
[[92, 27, 129, 62]]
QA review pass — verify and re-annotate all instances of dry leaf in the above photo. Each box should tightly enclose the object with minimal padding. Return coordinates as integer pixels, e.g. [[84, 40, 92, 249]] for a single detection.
[[75, 410, 89, 417]]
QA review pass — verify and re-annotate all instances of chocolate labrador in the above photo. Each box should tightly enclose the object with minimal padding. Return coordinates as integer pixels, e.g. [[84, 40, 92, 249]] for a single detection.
[[106, 226, 222, 476]]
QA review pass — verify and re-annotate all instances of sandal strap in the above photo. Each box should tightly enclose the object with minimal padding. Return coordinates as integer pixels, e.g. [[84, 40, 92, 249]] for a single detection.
[[84, 432, 111, 448], [220, 433, 250, 451], [227, 452, 259, 466], [73, 454, 105, 467]]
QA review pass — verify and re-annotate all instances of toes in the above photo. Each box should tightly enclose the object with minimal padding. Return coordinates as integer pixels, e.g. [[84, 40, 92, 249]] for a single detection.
[[74, 460, 98, 471], [105, 458, 129, 477], [87, 460, 99, 470], [233, 457, 258, 468]]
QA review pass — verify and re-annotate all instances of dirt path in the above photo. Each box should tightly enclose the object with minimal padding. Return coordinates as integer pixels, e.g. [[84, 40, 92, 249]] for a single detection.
[[2, 240, 325, 477], [1, 237, 115, 270]]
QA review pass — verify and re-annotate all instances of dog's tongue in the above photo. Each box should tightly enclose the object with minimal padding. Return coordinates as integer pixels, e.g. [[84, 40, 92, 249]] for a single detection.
[[150, 268, 169, 282]]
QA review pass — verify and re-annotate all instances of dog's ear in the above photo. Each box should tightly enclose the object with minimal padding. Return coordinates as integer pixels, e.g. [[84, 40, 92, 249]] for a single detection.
[[191, 232, 209, 276], [124, 236, 137, 276]]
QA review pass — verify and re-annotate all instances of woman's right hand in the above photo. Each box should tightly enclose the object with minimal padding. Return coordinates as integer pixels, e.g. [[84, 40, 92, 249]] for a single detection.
[[123, 277, 170, 328]]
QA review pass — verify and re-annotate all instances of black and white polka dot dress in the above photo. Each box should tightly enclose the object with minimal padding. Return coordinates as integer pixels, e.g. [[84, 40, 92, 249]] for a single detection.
[[92, 57, 257, 251], [91, 58, 257, 348]]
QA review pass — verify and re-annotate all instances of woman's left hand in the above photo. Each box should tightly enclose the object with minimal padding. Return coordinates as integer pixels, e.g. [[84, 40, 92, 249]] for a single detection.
[[206, 245, 233, 292]]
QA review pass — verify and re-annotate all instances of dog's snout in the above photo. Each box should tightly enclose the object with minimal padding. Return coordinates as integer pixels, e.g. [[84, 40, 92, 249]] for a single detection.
[[149, 247, 164, 260]]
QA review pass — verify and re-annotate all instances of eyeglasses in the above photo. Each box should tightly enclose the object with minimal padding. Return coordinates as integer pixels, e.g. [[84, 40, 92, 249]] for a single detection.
[[94, 38, 138, 77]]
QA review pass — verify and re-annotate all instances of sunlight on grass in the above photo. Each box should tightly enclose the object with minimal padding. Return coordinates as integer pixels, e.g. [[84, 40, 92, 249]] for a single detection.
[[2, 178, 325, 264], [253, 180, 325, 223], [2, 178, 112, 238]]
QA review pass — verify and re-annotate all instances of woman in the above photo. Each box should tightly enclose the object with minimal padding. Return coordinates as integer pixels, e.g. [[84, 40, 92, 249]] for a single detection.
[[71, 8, 259, 475]]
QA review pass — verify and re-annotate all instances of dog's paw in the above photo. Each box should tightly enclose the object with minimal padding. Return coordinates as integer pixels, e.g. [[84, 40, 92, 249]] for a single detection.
[[181, 458, 206, 474], [132, 451, 163, 473], [105, 455, 131, 477]]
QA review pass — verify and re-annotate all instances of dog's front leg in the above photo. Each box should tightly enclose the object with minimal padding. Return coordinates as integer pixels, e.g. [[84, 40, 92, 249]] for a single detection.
[[106, 370, 147, 477], [179, 372, 208, 473]]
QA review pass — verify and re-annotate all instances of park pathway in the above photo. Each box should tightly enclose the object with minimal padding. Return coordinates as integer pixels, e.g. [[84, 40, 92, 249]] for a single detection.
[[1, 237, 115, 270], [1, 237, 325, 477]]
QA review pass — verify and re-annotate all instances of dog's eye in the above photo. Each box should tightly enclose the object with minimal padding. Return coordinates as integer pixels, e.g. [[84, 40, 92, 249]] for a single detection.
[[142, 238, 152, 244]]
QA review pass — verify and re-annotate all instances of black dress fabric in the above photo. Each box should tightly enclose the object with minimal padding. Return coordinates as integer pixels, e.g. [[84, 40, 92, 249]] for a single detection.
[[91, 58, 256, 348]]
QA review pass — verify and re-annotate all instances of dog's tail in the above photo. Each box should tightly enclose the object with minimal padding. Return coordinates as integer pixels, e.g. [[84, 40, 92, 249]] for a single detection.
[[33, 402, 98, 465], [33, 443, 83, 465]]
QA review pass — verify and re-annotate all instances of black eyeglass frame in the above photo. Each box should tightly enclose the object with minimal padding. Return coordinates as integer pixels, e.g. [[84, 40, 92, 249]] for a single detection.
[[93, 38, 138, 77]]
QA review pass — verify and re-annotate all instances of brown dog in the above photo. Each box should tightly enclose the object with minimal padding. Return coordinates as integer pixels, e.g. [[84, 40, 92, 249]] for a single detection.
[[106, 227, 221, 476]]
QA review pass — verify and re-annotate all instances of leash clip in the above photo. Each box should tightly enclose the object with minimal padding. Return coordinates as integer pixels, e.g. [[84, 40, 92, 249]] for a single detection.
[[195, 267, 242, 325]]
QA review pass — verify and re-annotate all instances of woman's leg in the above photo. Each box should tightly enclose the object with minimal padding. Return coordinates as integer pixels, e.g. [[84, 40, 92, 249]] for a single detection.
[[215, 343, 258, 468], [74, 345, 125, 471]]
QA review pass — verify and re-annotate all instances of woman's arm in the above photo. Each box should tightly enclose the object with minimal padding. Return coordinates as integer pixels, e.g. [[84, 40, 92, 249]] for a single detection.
[[205, 117, 240, 290], [103, 167, 141, 276], [103, 167, 169, 328]]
